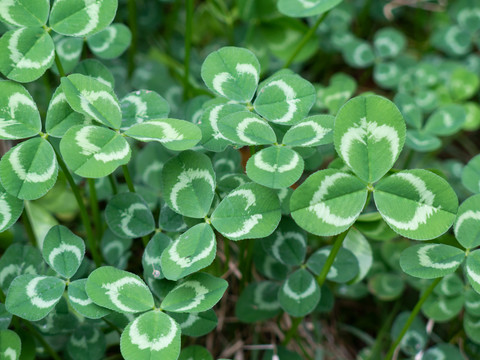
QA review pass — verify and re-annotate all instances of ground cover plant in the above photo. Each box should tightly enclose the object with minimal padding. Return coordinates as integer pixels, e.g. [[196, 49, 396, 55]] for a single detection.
[[2, 0, 480, 359]]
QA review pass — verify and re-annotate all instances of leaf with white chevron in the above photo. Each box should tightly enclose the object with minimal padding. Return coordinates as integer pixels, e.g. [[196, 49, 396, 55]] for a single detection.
[[60, 125, 131, 178], [282, 114, 334, 147], [334, 95, 406, 183], [0, 183, 23, 233], [217, 111, 277, 146], [374, 169, 458, 240], [87, 23, 132, 59], [466, 250, 480, 295], [120, 90, 170, 129], [235, 281, 282, 323], [455, 194, 480, 249], [278, 268, 320, 317], [0, 0, 49, 27], [67, 325, 106, 359], [290, 169, 368, 236], [0, 329, 21, 360], [307, 245, 359, 283], [142, 232, 172, 281], [201, 46, 260, 102], [211, 182, 282, 241], [68, 279, 111, 319], [42, 225, 85, 279]]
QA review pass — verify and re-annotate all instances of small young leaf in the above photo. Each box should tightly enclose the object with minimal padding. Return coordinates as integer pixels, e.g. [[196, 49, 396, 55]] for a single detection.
[[235, 281, 282, 323], [374, 170, 458, 240], [105, 192, 155, 238], [6, 275, 65, 321], [254, 74, 316, 125], [334, 95, 406, 183], [42, 225, 85, 278], [211, 183, 282, 240], [0, 137, 58, 200], [0, 0, 49, 27], [161, 223, 216, 281], [67, 325, 106, 360], [121, 90, 170, 129], [399, 244, 465, 279], [120, 310, 180, 360], [53, 35, 84, 74], [0, 27, 54, 83], [142, 232, 172, 281], [278, 268, 320, 317], [161, 151, 215, 218], [68, 279, 111, 319], [60, 125, 131, 178], [277, 0, 342, 18], [85, 266, 154, 313], [0, 80, 41, 140], [462, 154, 480, 193], [161, 273, 228, 313], [61, 74, 121, 129], [201, 46, 260, 102], [124, 118, 201, 151], [49, 0, 118, 37], [0, 329, 21, 360], [282, 114, 334, 147], [87, 23, 132, 59], [217, 111, 277, 146], [307, 246, 359, 283], [290, 169, 368, 236]]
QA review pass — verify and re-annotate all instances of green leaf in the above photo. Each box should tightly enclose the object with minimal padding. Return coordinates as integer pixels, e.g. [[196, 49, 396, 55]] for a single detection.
[[0, 80, 41, 140], [124, 118, 201, 151], [373, 62, 402, 89], [462, 154, 480, 193], [432, 25, 471, 57], [399, 243, 465, 279], [0, 0, 49, 27], [342, 228, 372, 282], [466, 250, 480, 294], [101, 229, 133, 268], [161, 273, 228, 313], [211, 182, 281, 240], [120, 310, 180, 360], [235, 281, 282, 323], [49, 0, 118, 37], [464, 312, 480, 344], [262, 217, 306, 266], [455, 194, 480, 249], [168, 310, 218, 337], [179, 346, 213, 360], [42, 225, 85, 278], [60, 125, 131, 178], [422, 292, 464, 322], [290, 169, 368, 236], [6, 275, 65, 321], [74, 59, 115, 88], [282, 114, 334, 147], [373, 27, 406, 59], [405, 130, 441, 152], [68, 279, 111, 319], [246, 146, 304, 189], [424, 104, 466, 136], [0, 329, 21, 360], [0, 304, 12, 330], [0, 183, 23, 233], [161, 151, 215, 218], [278, 268, 320, 317], [369, 273, 405, 301], [465, 288, 480, 317], [61, 74, 121, 129], [201, 46, 260, 102], [450, 67, 480, 101], [394, 92, 422, 129], [121, 90, 170, 129], [423, 344, 464, 360], [342, 39, 375, 68], [86, 266, 154, 313], [217, 111, 276, 146], [307, 245, 359, 283], [254, 74, 316, 125], [277, 0, 342, 18], [87, 23, 131, 59], [0, 137, 58, 200], [334, 95, 406, 183], [53, 35, 84, 75], [0, 27, 54, 83], [45, 86, 90, 138], [67, 324, 106, 360], [161, 223, 216, 281], [105, 192, 155, 238], [142, 232, 172, 280], [391, 311, 427, 356], [374, 169, 459, 240]]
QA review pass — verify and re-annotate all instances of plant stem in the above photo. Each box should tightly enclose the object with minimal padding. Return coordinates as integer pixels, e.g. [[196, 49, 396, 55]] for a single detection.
[[103, 317, 122, 335], [51, 143, 102, 267], [368, 300, 401, 360], [127, 0, 138, 78], [22, 209, 37, 247], [315, 228, 350, 286], [122, 165, 136, 192], [23, 320, 61, 360], [87, 178, 103, 239], [54, 52, 66, 78], [0, 288, 5, 302], [108, 174, 118, 195], [282, 316, 303, 345], [283, 11, 330, 68], [183, 0, 194, 100], [384, 278, 441, 360]]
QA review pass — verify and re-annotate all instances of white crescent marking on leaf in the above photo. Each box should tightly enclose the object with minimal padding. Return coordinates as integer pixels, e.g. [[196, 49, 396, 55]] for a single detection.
[[101, 277, 149, 312], [26, 276, 61, 309]]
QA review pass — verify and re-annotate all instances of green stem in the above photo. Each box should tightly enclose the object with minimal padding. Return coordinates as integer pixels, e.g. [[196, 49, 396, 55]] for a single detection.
[[385, 278, 442, 360], [0, 288, 5, 302], [103, 317, 122, 335], [282, 316, 303, 345], [315, 228, 350, 286], [283, 11, 330, 68], [108, 174, 118, 195], [127, 0, 138, 78], [54, 51, 66, 78], [122, 165, 136, 193], [51, 143, 102, 267], [22, 209, 37, 247], [183, 0, 194, 100], [23, 320, 61, 360], [87, 178, 103, 239], [368, 300, 401, 360]]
